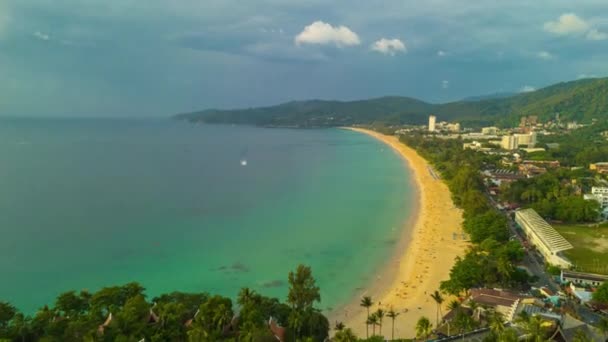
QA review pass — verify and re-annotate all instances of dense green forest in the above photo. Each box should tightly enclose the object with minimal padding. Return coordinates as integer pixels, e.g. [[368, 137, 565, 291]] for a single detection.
[[176, 77, 608, 128]]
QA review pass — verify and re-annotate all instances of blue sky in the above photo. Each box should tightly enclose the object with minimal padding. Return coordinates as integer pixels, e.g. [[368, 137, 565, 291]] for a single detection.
[[1, 1, 607, 117]]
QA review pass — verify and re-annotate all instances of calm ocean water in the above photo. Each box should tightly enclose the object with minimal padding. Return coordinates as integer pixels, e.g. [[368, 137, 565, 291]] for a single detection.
[[0, 118, 413, 313]]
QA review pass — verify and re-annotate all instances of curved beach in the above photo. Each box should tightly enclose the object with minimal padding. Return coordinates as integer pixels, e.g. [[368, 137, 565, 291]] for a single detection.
[[335, 128, 467, 338]]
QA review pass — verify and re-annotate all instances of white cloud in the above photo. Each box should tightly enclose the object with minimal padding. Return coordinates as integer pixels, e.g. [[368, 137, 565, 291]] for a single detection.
[[537, 51, 554, 60], [437, 50, 446, 57], [33, 31, 51, 41], [543, 13, 607, 41], [370, 38, 406, 56], [543, 13, 589, 35], [586, 28, 608, 41], [520, 85, 536, 93], [441, 80, 449, 89], [295, 21, 360, 47]]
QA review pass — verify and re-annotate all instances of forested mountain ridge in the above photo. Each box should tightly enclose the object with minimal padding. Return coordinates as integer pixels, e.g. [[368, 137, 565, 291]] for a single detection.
[[176, 77, 608, 128]]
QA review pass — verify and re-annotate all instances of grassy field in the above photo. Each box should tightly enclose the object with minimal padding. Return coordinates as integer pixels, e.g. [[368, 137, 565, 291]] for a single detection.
[[554, 223, 608, 274]]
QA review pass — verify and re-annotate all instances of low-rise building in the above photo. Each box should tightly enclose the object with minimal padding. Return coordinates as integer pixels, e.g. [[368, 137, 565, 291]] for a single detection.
[[567, 283, 593, 304], [518, 164, 547, 177], [447, 123, 461, 132], [521, 147, 546, 153], [583, 187, 608, 215], [514, 208, 573, 268], [521, 160, 560, 168], [462, 133, 498, 140], [482, 126, 498, 135], [590, 162, 608, 174], [483, 169, 525, 186], [463, 141, 483, 150], [539, 287, 555, 298], [592, 187, 608, 207], [561, 270, 608, 287], [470, 288, 528, 322]]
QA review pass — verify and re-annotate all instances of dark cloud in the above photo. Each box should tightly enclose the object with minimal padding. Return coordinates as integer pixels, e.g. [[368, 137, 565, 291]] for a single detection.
[[1, 0, 608, 116]]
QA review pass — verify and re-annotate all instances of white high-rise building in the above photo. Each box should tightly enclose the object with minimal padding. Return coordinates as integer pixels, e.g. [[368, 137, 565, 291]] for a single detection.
[[428, 115, 436, 132]]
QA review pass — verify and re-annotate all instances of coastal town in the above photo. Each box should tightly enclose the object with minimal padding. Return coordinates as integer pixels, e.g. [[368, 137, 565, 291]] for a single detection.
[[368, 114, 608, 341]]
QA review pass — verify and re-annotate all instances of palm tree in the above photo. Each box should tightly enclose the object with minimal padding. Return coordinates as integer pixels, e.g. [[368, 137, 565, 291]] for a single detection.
[[488, 310, 505, 338], [500, 328, 520, 342], [430, 290, 444, 327], [497, 256, 514, 284], [376, 308, 385, 336], [447, 299, 461, 312], [334, 328, 358, 342], [468, 300, 479, 321], [454, 311, 474, 341], [521, 315, 547, 342], [367, 313, 379, 337], [237, 287, 256, 306], [415, 316, 432, 341], [213, 303, 232, 332], [334, 321, 345, 331], [515, 310, 530, 325], [360, 296, 373, 338], [387, 307, 400, 341]]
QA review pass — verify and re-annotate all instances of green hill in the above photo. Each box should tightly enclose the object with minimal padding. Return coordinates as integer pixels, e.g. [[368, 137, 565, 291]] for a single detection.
[[176, 77, 608, 128]]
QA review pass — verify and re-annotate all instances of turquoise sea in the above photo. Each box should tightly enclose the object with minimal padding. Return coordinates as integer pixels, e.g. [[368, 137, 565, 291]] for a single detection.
[[0, 119, 413, 314]]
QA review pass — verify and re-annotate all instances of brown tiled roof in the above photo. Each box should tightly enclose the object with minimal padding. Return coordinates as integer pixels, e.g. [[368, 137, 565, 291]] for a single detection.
[[470, 288, 523, 307]]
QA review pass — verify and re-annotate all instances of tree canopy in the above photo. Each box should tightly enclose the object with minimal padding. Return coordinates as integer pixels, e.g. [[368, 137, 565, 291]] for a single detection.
[[0, 265, 329, 342]]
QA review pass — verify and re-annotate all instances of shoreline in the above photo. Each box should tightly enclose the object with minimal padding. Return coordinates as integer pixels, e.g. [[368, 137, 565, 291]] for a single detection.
[[332, 128, 467, 338]]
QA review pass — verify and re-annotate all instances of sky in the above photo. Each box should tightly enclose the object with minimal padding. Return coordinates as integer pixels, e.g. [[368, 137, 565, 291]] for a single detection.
[[1, 0, 608, 117]]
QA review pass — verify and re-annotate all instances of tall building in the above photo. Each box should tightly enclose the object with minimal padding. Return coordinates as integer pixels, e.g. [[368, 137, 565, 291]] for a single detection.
[[501, 135, 518, 150], [428, 115, 436, 132], [514, 132, 537, 147]]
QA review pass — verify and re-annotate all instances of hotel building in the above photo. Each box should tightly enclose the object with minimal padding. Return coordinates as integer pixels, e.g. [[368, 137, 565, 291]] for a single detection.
[[514, 208, 573, 268], [428, 115, 436, 132]]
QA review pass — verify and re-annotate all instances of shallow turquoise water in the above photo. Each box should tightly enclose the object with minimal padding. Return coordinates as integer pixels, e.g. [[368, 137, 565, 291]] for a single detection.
[[0, 119, 413, 313]]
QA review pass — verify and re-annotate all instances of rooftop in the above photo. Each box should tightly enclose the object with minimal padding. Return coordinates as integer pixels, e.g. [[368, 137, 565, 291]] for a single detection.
[[561, 270, 608, 283], [470, 288, 524, 307], [515, 209, 573, 254]]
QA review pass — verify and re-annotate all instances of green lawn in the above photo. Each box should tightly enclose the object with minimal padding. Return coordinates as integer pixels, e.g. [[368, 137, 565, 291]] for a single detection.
[[554, 223, 608, 274]]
